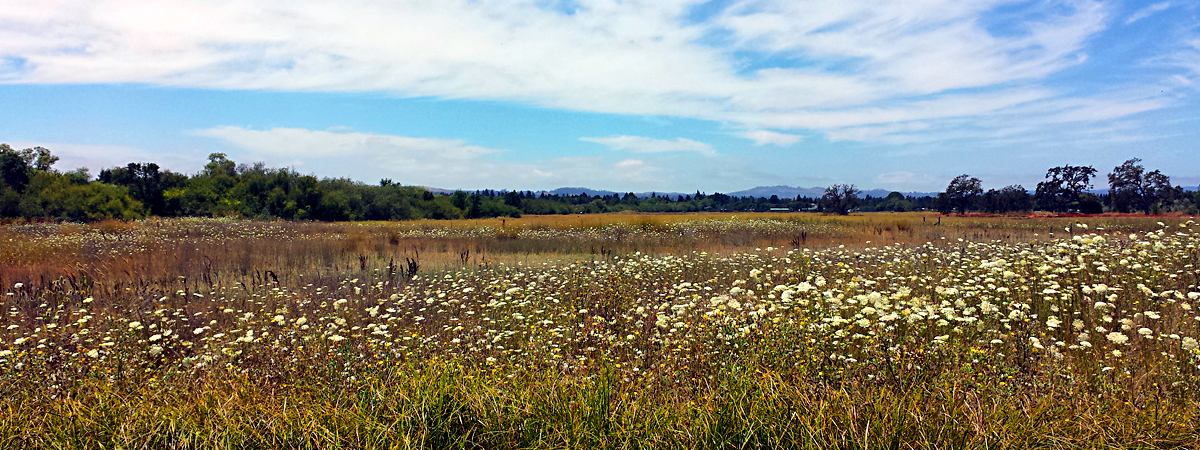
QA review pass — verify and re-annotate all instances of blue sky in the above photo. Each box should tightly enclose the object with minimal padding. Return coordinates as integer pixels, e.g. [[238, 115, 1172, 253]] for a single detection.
[[1, 0, 1198, 193]]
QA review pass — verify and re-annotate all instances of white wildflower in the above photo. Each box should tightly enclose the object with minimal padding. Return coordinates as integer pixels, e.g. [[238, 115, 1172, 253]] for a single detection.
[[1183, 337, 1198, 351], [1106, 332, 1129, 345]]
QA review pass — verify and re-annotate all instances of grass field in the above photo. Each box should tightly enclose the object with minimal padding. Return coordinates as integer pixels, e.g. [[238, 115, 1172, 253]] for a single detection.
[[2, 212, 1199, 448]]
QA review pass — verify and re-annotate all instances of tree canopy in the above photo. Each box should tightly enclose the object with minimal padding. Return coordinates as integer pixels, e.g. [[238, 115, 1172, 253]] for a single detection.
[[2, 144, 1196, 221]]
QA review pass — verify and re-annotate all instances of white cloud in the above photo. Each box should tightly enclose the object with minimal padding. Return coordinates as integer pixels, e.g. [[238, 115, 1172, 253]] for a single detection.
[[580, 136, 716, 155], [192, 126, 753, 191], [716, 0, 1106, 95], [193, 126, 525, 188], [1126, 2, 1170, 24], [0, 0, 1158, 144], [738, 130, 801, 146], [875, 171, 934, 187], [5, 141, 206, 176], [1169, 39, 1200, 85]]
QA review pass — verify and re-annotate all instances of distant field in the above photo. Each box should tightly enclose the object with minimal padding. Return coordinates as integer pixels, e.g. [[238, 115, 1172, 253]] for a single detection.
[[1, 213, 1198, 448]]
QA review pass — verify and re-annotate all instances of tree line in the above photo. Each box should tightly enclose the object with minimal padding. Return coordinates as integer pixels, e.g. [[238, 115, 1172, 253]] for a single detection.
[[3, 145, 1195, 221], [0, 146, 828, 221], [820, 160, 1199, 215]]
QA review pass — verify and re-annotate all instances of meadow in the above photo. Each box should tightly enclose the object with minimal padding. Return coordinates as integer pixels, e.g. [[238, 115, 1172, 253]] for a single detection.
[[1, 212, 1198, 449]]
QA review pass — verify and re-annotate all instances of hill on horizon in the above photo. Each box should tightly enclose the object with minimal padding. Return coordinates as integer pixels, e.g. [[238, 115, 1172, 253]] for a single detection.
[[423, 185, 940, 199]]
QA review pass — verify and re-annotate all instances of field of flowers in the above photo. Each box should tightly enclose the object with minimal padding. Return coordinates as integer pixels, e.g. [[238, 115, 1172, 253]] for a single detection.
[[1, 214, 1198, 448]]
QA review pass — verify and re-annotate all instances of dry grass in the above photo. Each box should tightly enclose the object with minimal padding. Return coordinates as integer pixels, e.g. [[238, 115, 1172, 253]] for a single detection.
[[1, 213, 1198, 448]]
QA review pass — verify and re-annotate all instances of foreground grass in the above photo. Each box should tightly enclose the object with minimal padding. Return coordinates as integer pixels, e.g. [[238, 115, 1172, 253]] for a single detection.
[[5, 363, 1197, 449], [2, 215, 1199, 448]]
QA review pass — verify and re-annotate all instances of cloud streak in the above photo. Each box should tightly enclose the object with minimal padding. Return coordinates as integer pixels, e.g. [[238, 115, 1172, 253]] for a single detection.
[[0, 0, 1162, 146], [1126, 2, 1170, 24], [193, 126, 764, 191], [580, 136, 716, 155], [739, 130, 802, 146]]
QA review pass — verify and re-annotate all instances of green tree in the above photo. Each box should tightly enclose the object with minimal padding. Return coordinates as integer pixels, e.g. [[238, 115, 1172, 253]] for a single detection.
[[503, 190, 522, 208], [98, 162, 187, 216], [877, 192, 913, 212], [1035, 165, 1096, 212], [945, 174, 982, 214], [1108, 158, 1172, 214], [818, 184, 860, 215], [0, 144, 33, 193]]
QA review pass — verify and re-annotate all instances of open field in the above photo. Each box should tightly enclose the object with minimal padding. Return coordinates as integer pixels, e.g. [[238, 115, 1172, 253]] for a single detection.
[[2, 213, 1199, 448]]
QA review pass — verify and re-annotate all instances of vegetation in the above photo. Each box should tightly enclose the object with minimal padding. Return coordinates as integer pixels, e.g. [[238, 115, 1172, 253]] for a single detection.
[[3, 146, 831, 221], [5, 144, 1196, 222], [817, 184, 861, 215], [1, 214, 1198, 448], [943, 174, 983, 214], [1109, 158, 1175, 214], [941, 162, 1195, 215]]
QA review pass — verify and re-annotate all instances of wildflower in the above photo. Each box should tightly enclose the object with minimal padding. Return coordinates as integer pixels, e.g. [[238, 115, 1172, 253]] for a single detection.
[[149, 345, 163, 357], [1046, 317, 1062, 329], [1137, 328, 1153, 338], [328, 335, 346, 342], [1183, 337, 1198, 351], [87, 349, 99, 358], [1106, 332, 1129, 345], [193, 327, 206, 335]]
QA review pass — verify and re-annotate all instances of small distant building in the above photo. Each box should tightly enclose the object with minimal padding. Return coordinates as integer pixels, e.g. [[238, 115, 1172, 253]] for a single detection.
[[769, 207, 791, 212]]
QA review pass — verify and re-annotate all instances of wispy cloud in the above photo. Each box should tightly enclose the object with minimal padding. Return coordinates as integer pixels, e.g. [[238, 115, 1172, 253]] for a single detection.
[[193, 126, 522, 187], [738, 130, 801, 146], [1126, 2, 1170, 24], [0, 0, 1160, 146], [875, 172, 935, 187], [1168, 39, 1200, 86], [6, 141, 206, 175], [193, 127, 756, 191], [580, 136, 716, 155]]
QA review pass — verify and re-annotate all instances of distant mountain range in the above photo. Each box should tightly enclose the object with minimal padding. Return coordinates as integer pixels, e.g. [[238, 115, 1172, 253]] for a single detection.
[[728, 185, 939, 199], [423, 185, 940, 199], [426, 184, 1194, 198]]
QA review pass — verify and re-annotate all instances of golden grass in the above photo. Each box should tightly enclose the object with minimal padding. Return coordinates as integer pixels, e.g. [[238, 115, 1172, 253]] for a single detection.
[[1, 213, 1198, 448]]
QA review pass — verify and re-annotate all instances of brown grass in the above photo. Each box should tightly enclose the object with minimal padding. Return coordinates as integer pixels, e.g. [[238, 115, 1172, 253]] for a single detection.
[[1, 213, 1198, 448]]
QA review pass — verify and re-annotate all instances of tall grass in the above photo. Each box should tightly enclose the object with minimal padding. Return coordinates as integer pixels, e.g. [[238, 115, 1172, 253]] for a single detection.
[[1, 214, 1198, 448]]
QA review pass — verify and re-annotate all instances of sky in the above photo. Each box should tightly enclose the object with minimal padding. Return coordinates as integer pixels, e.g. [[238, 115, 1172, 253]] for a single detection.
[[1, 0, 1198, 193]]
